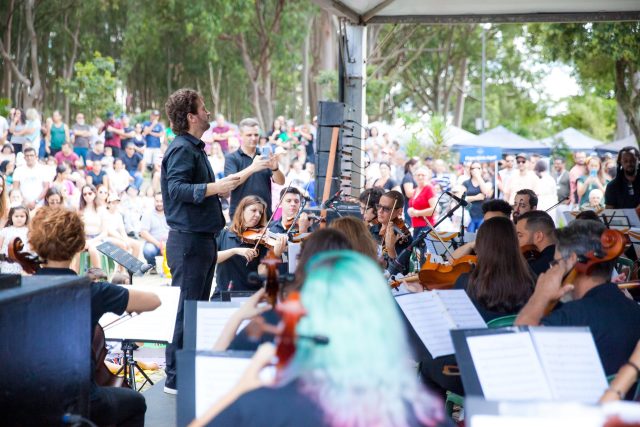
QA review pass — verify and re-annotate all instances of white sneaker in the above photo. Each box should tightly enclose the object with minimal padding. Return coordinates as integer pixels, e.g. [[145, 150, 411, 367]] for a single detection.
[[163, 386, 177, 395]]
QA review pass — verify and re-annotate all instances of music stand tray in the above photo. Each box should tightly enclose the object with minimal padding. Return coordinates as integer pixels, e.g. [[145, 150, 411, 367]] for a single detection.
[[97, 242, 149, 283]]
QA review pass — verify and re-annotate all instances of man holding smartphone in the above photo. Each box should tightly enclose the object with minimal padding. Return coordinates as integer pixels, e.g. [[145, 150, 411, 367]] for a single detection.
[[224, 118, 285, 217]]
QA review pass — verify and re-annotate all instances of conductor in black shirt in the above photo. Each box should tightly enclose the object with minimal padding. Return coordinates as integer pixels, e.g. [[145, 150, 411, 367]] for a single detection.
[[161, 89, 241, 394]]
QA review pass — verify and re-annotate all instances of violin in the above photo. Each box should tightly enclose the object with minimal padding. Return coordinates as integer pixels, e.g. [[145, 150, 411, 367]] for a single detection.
[[521, 244, 542, 262], [240, 227, 283, 250], [261, 250, 282, 306], [417, 254, 478, 290], [392, 218, 412, 244]]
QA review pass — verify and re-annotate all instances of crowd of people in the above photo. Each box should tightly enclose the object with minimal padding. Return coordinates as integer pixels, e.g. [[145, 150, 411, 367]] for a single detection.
[[5, 90, 640, 427]]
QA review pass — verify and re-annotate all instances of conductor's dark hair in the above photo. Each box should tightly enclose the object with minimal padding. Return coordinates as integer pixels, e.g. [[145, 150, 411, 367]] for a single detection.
[[165, 88, 200, 135]]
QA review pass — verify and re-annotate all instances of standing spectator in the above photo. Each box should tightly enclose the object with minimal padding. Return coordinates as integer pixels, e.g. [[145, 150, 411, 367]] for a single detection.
[[208, 142, 225, 179], [24, 108, 42, 155], [401, 159, 418, 223], [86, 141, 105, 168], [102, 112, 124, 158], [605, 146, 640, 209], [225, 117, 285, 218], [120, 114, 134, 149], [46, 110, 69, 156], [120, 142, 145, 189], [8, 108, 29, 153], [569, 151, 588, 204], [533, 160, 559, 212], [211, 114, 232, 153], [132, 123, 146, 155], [372, 162, 400, 192], [86, 158, 109, 189], [0, 110, 8, 144], [109, 157, 133, 195], [285, 158, 310, 192], [12, 147, 48, 209], [90, 116, 105, 145], [54, 142, 80, 170], [298, 123, 315, 163], [71, 113, 92, 163], [497, 154, 515, 199], [143, 110, 164, 169], [463, 161, 494, 232], [139, 193, 169, 268], [408, 166, 438, 237], [576, 156, 608, 206], [551, 157, 570, 203], [504, 153, 540, 204]]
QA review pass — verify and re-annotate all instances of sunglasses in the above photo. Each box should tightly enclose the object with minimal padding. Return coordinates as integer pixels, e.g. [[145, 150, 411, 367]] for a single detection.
[[376, 204, 393, 213], [517, 160, 526, 164]]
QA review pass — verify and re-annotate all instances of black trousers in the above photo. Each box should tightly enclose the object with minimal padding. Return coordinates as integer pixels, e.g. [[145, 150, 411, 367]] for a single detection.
[[90, 386, 146, 427], [164, 231, 217, 387]]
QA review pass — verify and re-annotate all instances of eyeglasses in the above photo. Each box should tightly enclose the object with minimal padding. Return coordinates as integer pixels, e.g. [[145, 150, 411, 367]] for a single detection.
[[376, 204, 393, 213], [470, 167, 481, 170]]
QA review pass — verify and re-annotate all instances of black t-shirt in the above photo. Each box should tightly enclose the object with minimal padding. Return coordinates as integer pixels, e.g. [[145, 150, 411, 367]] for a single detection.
[[121, 126, 134, 149], [605, 174, 640, 209], [542, 282, 640, 375], [374, 177, 398, 191], [87, 150, 105, 163], [120, 152, 143, 174], [225, 147, 273, 218], [462, 179, 484, 220], [215, 228, 267, 292], [401, 172, 417, 201], [87, 170, 107, 186]]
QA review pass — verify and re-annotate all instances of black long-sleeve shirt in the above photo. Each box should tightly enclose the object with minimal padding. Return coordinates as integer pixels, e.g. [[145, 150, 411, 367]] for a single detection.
[[161, 133, 224, 234]]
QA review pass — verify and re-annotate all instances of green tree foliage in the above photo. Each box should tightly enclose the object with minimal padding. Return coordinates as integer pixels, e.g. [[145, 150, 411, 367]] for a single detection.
[[530, 22, 640, 141], [59, 52, 118, 119], [552, 95, 616, 141]]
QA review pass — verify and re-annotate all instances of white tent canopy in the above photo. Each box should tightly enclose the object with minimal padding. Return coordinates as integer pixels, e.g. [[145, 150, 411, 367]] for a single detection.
[[595, 134, 639, 154], [452, 125, 551, 155], [540, 127, 604, 151]]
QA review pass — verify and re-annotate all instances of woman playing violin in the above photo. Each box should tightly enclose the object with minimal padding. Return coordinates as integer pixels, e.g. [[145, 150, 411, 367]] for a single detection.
[[407, 166, 437, 238], [215, 195, 287, 293], [196, 251, 447, 427]]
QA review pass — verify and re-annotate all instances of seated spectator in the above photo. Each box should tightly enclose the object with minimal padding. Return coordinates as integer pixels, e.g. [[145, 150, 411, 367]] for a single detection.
[[108, 158, 133, 195], [54, 142, 80, 170], [580, 188, 605, 211], [121, 186, 144, 236], [79, 184, 108, 268], [139, 193, 169, 268], [51, 164, 77, 206], [120, 142, 144, 190], [86, 159, 109, 189], [103, 192, 141, 261], [86, 141, 105, 168], [9, 189, 23, 208]]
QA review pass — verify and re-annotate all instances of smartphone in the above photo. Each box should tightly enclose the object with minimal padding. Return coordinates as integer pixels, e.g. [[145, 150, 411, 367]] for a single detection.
[[261, 145, 272, 159], [590, 169, 597, 177]]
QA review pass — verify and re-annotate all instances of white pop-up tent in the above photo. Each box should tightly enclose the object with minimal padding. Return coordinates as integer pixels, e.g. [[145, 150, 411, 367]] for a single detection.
[[540, 127, 604, 152]]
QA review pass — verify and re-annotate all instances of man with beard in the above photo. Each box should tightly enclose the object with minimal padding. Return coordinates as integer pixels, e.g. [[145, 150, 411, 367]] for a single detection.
[[161, 89, 242, 394], [512, 188, 538, 224], [605, 146, 640, 209]]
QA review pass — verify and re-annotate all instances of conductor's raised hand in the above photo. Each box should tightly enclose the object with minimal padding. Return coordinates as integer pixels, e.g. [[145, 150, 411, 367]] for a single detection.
[[214, 174, 242, 194]]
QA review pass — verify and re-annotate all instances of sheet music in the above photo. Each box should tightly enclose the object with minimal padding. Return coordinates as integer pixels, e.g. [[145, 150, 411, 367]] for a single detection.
[[529, 328, 608, 403], [435, 290, 487, 329], [195, 355, 275, 418], [467, 333, 552, 400], [104, 285, 181, 342], [396, 292, 456, 358], [287, 242, 301, 274], [195, 306, 242, 350]]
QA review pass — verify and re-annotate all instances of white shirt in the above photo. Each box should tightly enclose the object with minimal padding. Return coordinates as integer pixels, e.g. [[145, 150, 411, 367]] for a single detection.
[[0, 116, 8, 139], [13, 164, 48, 203]]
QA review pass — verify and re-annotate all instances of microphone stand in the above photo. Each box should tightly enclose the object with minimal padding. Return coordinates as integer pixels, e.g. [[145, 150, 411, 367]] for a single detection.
[[388, 199, 467, 276], [455, 192, 467, 249]]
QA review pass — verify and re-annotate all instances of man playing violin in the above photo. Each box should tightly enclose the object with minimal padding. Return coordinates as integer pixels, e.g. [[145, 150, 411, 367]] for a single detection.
[[516, 219, 640, 376], [358, 188, 384, 238], [269, 187, 311, 236], [373, 191, 413, 272], [516, 210, 557, 276], [512, 188, 537, 223], [214, 195, 287, 294]]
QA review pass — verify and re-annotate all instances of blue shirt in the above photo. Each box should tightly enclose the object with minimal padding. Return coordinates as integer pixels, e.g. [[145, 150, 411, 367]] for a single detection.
[[161, 133, 224, 234], [120, 152, 143, 175], [143, 121, 164, 148]]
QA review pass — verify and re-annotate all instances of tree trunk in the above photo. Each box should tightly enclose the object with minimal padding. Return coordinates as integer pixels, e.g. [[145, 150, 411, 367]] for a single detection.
[[615, 103, 631, 140], [453, 56, 468, 127], [614, 59, 640, 143], [207, 61, 221, 115], [2, 0, 16, 99]]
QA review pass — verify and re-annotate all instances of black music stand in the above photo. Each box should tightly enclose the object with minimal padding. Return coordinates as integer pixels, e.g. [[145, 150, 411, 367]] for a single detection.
[[114, 340, 154, 391], [97, 242, 153, 284]]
